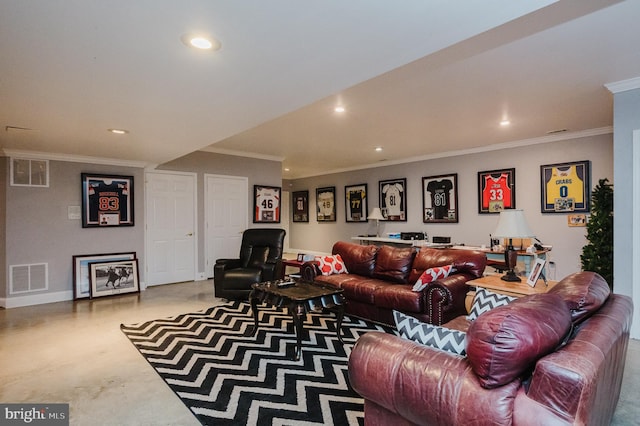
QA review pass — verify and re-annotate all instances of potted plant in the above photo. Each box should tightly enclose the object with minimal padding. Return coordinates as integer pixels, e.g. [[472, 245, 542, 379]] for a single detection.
[[580, 178, 613, 289]]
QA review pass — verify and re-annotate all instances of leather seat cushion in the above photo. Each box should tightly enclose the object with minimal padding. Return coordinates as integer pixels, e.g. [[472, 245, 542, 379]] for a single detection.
[[339, 279, 389, 304], [221, 268, 262, 289]]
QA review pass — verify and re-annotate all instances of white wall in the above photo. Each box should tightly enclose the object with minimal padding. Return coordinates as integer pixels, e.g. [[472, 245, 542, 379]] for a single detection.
[[288, 133, 613, 281]]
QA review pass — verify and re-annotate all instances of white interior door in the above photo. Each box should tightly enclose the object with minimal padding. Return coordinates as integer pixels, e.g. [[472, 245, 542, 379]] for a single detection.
[[146, 172, 196, 286], [205, 174, 248, 277]]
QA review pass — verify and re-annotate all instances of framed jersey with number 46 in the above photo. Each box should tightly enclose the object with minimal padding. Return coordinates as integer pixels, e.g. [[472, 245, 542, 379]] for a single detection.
[[254, 185, 281, 223], [477, 168, 516, 214]]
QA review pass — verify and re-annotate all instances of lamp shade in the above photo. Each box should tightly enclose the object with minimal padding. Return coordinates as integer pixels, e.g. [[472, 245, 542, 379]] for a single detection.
[[493, 209, 534, 238], [367, 207, 385, 221]]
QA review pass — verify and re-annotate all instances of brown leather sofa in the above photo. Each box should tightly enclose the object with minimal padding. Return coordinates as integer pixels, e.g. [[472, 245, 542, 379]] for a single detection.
[[301, 241, 486, 326], [348, 271, 633, 426]]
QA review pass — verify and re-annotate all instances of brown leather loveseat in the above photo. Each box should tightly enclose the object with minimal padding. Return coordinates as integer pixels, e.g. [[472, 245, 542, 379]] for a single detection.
[[348, 271, 633, 425], [302, 241, 486, 326]]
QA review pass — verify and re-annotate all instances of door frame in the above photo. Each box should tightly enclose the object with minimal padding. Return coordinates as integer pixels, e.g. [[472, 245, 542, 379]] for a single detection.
[[144, 170, 198, 287], [204, 173, 248, 277]]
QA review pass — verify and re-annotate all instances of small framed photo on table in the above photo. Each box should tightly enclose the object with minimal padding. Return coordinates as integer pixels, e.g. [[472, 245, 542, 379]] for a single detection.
[[526, 258, 546, 287]]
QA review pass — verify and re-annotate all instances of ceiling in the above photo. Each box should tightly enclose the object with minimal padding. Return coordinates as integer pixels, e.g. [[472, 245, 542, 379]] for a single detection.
[[2, 1, 639, 178]]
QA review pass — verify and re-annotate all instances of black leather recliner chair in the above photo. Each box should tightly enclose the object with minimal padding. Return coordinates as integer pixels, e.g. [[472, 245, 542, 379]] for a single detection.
[[214, 228, 286, 300]]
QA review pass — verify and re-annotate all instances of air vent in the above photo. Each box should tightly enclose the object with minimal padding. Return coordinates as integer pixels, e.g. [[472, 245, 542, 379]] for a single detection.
[[546, 129, 568, 135], [10, 263, 48, 294]]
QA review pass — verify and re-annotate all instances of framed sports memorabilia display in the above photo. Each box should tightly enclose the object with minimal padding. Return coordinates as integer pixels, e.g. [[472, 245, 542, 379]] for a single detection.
[[292, 190, 309, 222], [477, 168, 516, 214], [89, 259, 140, 298], [72, 252, 136, 299], [254, 185, 281, 223], [81, 173, 134, 228], [345, 184, 368, 222], [379, 178, 406, 221], [316, 186, 336, 222], [540, 160, 590, 213], [422, 173, 458, 223]]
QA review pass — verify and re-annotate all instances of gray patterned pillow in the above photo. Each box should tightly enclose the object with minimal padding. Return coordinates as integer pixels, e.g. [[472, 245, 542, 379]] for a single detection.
[[393, 310, 466, 356], [467, 287, 516, 320]]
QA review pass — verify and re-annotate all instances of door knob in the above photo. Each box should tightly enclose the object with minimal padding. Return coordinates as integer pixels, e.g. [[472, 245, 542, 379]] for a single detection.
[[187, 232, 193, 236]]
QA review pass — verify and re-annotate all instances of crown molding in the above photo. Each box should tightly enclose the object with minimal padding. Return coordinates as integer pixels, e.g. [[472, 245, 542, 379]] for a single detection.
[[199, 146, 284, 162], [292, 126, 613, 179], [605, 76, 640, 94], [1, 149, 148, 168]]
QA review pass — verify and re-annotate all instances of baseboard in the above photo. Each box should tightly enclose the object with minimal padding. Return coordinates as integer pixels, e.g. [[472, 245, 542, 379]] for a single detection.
[[1, 290, 74, 309]]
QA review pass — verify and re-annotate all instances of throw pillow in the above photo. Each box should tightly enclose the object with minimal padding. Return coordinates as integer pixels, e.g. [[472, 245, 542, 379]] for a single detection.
[[467, 287, 516, 321], [412, 264, 454, 292], [393, 310, 467, 356], [315, 254, 348, 276]]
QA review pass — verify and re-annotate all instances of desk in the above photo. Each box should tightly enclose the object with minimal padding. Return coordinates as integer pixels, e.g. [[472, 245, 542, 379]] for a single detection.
[[351, 236, 449, 248], [451, 245, 550, 276]]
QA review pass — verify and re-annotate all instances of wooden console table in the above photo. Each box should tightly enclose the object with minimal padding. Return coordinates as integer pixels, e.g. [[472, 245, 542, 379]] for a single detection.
[[465, 274, 558, 312]]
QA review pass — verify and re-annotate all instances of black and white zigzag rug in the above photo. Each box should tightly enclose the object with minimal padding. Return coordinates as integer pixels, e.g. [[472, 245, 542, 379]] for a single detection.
[[121, 301, 394, 426]]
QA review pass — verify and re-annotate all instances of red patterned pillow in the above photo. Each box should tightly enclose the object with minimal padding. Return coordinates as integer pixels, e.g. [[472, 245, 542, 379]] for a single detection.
[[315, 254, 349, 276], [412, 265, 454, 291]]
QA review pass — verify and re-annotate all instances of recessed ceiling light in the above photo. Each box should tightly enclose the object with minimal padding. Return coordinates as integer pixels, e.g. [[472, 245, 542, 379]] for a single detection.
[[181, 33, 221, 51], [375, 147, 383, 152], [284, 168, 290, 172], [108, 128, 128, 135], [334, 106, 345, 113], [500, 119, 511, 126]]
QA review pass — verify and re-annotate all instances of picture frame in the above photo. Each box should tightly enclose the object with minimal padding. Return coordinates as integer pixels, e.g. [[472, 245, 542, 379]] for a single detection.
[[568, 213, 587, 227], [254, 185, 281, 223], [477, 168, 516, 214], [292, 190, 309, 222], [422, 173, 459, 223], [540, 160, 591, 213], [526, 258, 546, 287], [345, 183, 368, 222], [89, 259, 140, 298], [379, 178, 406, 221], [73, 252, 136, 299], [316, 186, 336, 222], [81, 173, 134, 228]]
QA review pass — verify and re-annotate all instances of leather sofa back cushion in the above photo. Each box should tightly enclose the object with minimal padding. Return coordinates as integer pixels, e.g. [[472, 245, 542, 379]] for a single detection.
[[466, 293, 572, 389], [372, 245, 416, 284], [332, 241, 379, 277], [409, 248, 486, 283], [547, 271, 610, 323]]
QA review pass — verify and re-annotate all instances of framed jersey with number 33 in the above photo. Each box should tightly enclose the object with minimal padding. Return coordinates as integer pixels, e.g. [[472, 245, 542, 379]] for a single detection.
[[477, 168, 516, 214]]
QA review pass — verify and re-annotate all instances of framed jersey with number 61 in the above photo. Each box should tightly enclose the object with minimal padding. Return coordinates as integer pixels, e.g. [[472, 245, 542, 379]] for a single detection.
[[477, 168, 516, 214], [254, 185, 281, 223], [422, 174, 458, 223]]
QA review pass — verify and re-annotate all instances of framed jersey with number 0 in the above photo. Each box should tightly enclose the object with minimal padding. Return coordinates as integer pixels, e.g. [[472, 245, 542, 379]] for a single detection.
[[422, 173, 458, 223], [345, 184, 368, 222], [81, 173, 134, 228], [477, 168, 516, 214], [540, 160, 590, 213], [379, 178, 406, 221], [254, 185, 281, 223]]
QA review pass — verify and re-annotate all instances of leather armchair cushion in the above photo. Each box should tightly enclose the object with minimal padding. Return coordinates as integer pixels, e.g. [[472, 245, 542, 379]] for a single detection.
[[466, 293, 572, 389], [372, 245, 415, 284], [246, 246, 269, 268], [332, 241, 378, 277], [547, 271, 610, 323]]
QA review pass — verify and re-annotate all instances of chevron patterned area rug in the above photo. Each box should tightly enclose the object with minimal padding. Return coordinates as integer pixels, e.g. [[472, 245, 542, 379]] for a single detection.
[[121, 301, 394, 426]]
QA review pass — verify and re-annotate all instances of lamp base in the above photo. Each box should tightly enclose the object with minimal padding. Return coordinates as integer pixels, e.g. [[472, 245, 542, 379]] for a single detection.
[[501, 270, 521, 282]]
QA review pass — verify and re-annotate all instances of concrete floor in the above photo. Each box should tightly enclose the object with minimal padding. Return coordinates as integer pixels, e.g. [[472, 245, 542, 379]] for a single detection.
[[1, 280, 638, 425]]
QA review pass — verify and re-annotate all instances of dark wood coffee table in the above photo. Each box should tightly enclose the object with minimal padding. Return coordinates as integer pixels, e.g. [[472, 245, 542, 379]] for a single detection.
[[249, 279, 345, 361]]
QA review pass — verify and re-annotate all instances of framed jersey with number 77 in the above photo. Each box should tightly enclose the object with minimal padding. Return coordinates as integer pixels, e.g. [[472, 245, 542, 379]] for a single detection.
[[345, 184, 368, 222], [477, 168, 516, 214]]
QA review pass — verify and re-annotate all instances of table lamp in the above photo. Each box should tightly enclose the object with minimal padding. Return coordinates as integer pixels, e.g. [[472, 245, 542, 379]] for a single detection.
[[367, 207, 385, 237], [492, 209, 535, 282]]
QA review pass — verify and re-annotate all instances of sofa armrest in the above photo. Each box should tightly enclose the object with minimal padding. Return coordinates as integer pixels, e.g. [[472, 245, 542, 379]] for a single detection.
[[424, 274, 470, 325], [349, 332, 520, 425], [300, 260, 320, 281]]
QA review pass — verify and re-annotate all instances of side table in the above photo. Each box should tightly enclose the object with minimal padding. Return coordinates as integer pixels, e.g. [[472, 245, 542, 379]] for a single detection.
[[465, 274, 558, 312]]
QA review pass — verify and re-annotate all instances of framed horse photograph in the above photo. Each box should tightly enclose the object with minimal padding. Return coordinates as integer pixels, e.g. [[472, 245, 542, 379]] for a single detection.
[[72, 252, 136, 299], [89, 259, 140, 298]]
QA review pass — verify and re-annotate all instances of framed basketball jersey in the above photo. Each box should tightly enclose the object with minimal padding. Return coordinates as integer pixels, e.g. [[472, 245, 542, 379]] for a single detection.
[[540, 160, 590, 213], [345, 183, 368, 222], [422, 173, 458, 223], [477, 168, 515, 214], [379, 178, 406, 221], [254, 185, 281, 223], [81, 173, 134, 227]]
